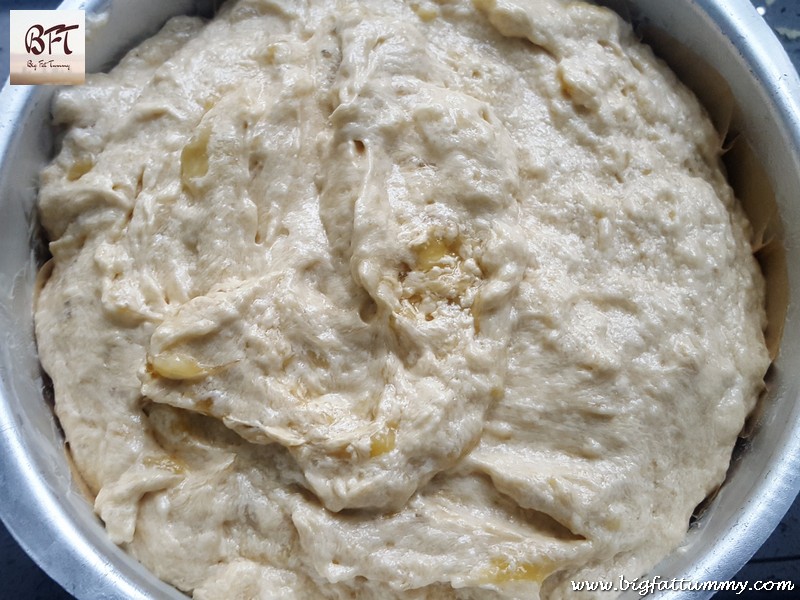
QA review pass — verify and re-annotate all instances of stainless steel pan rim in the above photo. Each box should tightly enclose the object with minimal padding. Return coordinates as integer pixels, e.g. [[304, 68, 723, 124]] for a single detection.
[[1, 1, 799, 599]]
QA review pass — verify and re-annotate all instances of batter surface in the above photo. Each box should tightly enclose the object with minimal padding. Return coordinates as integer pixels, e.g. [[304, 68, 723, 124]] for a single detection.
[[35, 0, 770, 598]]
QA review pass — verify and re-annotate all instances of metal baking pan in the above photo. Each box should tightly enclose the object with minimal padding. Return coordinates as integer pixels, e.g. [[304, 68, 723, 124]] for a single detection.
[[1, 1, 798, 598]]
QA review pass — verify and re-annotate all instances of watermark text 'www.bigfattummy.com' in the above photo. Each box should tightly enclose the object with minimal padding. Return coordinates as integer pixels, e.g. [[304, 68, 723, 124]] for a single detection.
[[570, 575, 795, 596]]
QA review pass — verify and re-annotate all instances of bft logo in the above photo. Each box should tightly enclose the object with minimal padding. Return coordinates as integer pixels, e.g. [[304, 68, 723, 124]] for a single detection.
[[10, 10, 85, 85], [25, 23, 81, 56]]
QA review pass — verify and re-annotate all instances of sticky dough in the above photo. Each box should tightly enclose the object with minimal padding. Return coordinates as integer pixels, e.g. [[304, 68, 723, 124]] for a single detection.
[[35, 0, 770, 598]]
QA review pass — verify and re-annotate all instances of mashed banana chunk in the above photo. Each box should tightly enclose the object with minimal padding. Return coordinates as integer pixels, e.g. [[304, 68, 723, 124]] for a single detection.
[[35, 0, 770, 598]]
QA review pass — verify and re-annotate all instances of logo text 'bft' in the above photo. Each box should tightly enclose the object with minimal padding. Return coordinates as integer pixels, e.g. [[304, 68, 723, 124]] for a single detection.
[[10, 10, 85, 85], [25, 24, 80, 56]]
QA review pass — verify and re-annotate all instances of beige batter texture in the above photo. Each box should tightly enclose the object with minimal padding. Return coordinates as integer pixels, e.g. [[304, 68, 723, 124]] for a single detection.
[[35, 0, 770, 598]]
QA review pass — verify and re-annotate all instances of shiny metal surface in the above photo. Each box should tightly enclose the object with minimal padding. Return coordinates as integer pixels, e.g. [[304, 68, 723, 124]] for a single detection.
[[0, 1, 798, 599]]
